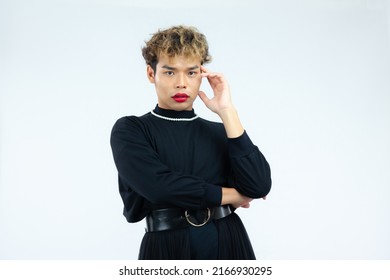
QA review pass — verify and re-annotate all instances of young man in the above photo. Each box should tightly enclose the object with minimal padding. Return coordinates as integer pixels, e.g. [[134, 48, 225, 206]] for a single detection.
[[110, 25, 271, 259]]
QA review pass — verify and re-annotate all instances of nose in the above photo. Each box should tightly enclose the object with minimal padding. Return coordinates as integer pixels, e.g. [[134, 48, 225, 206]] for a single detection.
[[176, 74, 187, 89]]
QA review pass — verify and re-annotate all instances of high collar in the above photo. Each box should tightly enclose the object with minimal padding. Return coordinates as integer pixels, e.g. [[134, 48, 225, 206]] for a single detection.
[[151, 105, 198, 121]]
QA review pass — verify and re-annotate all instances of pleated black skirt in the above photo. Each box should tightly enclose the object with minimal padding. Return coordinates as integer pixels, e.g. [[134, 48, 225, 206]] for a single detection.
[[138, 212, 256, 260]]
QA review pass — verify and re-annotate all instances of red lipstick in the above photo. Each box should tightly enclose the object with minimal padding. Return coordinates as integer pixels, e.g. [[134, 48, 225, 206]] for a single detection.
[[172, 93, 189, 103]]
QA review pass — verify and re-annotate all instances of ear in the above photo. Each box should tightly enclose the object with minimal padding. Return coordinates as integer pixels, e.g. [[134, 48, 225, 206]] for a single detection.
[[146, 65, 155, 83]]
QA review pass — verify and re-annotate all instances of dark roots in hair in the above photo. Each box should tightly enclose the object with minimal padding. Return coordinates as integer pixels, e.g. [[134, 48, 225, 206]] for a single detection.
[[142, 25, 212, 71]]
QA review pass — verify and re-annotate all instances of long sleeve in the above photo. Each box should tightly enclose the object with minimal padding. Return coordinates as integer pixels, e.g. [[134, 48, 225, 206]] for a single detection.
[[228, 131, 272, 198], [110, 116, 222, 216]]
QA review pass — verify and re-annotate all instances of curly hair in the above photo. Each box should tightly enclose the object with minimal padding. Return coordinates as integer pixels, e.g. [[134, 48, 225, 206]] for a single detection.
[[142, 25, 212, 71]]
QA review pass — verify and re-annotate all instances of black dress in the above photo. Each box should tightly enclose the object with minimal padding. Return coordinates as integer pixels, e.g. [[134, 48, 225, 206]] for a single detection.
[[110, 105, 271, 259]]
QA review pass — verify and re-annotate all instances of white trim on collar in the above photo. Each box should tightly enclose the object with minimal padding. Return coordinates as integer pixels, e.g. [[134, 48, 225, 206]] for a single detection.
[[151, 110, 199, 122]]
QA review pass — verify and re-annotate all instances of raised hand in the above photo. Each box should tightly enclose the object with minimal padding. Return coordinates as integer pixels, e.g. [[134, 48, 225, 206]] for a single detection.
[[198, 66, 244, 138], [198, 65, 234, 114]]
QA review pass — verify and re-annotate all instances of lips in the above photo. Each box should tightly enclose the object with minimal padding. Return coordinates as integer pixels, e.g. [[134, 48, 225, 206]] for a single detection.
[[172, 93, 189, 103]]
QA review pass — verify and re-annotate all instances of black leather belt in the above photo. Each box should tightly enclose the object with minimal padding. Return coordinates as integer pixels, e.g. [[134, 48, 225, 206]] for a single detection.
[[145, 205, 232, 232]]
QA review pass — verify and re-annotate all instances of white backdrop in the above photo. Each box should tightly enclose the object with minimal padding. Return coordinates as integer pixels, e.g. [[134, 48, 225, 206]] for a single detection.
[[1, 0, 389, 259]]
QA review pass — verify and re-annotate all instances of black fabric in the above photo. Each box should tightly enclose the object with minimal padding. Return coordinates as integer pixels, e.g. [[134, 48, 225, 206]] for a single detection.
[[139, 228, 191, 260], [138, 213, 255, 260], [110, 105, 271, 259], [189, 221, 219, 260], [216, 213, 256, 259]]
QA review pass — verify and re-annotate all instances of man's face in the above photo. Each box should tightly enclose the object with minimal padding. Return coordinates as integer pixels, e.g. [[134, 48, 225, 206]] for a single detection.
[[147, 54, 202, 111]]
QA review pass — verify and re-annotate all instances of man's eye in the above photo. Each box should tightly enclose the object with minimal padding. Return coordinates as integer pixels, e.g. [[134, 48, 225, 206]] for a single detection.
[[188, 71, 197, 76], [165, 71, 174, 76]]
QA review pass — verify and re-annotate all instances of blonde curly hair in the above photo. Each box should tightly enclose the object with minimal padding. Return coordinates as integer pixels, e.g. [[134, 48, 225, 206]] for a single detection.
[[142, 25, 212, 71]]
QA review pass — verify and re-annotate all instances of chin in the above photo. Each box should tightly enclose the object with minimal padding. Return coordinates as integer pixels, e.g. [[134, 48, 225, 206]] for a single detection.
[[171, 102, 193, 111]]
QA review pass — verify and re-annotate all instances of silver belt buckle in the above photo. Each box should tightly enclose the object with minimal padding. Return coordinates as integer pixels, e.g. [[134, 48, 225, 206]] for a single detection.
[[184, 208, 211, 227]]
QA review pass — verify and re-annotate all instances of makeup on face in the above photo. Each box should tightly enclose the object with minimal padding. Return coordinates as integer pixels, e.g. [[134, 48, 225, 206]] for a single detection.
[[152, 54, 203, 110], [172, 93, 189, 103]]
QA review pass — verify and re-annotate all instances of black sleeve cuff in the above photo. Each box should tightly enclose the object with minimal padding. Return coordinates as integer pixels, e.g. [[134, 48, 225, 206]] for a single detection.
[[202, 184, 222, 208]]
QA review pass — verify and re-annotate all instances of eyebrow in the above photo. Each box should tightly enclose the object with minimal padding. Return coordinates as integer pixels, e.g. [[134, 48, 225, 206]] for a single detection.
[[161, 65, 199, 71]]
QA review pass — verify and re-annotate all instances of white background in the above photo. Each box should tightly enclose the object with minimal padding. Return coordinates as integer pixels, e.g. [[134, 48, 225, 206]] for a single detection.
[[1, 0, 389, 260]]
